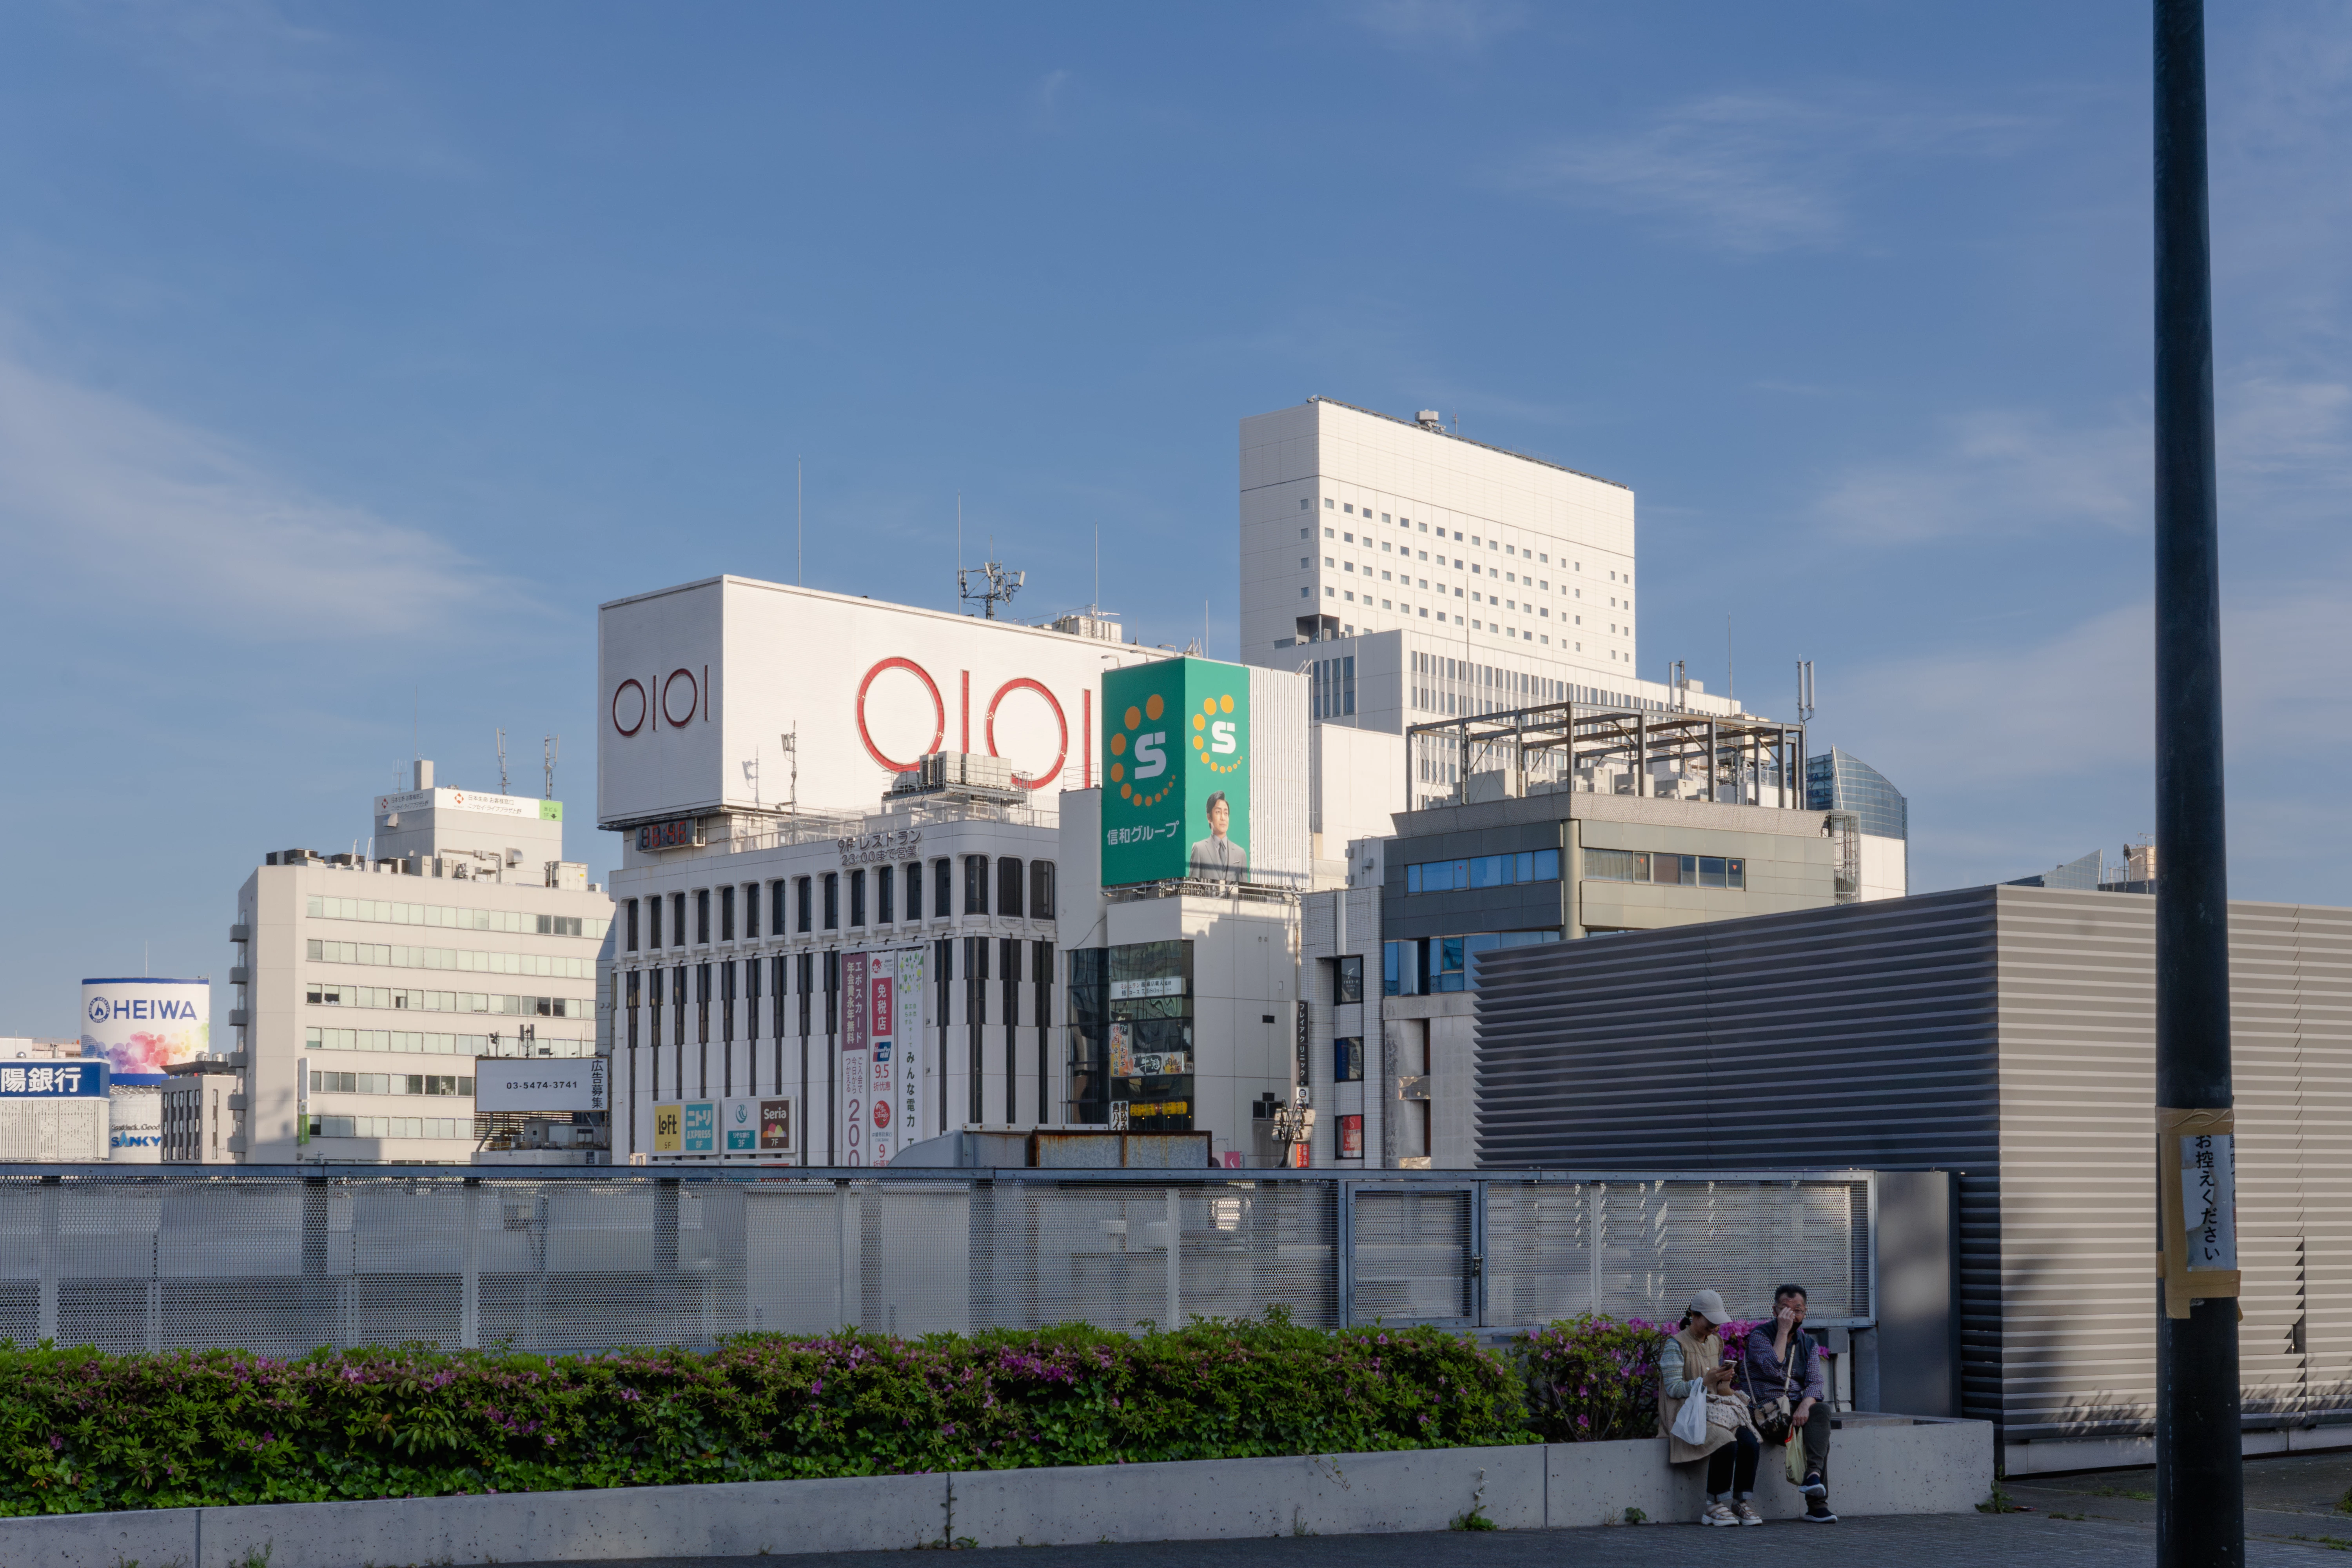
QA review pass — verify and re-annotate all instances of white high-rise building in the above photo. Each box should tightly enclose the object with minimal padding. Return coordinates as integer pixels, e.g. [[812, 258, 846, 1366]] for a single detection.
[[1243, 396, 1648, 676], [1241, 397, 1745, 831]]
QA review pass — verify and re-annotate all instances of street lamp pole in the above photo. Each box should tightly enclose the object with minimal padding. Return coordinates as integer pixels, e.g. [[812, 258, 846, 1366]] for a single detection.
[[2152, 2, 2242, 1564]]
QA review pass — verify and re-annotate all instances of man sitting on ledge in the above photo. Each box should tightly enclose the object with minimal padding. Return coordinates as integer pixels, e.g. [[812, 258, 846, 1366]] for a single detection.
[[1738, 1283, 1838, 1523]]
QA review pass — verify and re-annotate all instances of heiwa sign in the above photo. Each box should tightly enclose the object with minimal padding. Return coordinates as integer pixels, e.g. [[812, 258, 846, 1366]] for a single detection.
[[1100, 657, 1250, 887]]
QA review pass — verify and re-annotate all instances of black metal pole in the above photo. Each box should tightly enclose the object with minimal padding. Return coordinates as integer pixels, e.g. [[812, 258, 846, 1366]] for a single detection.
[[2153, 2, 2242, 1564]]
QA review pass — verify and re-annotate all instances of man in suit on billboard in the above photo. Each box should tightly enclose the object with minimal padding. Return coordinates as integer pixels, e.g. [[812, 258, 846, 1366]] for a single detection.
[[1187, 791, 1248, 883]]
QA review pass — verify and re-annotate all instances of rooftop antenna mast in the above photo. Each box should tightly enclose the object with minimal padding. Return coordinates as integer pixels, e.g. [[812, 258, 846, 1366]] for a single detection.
[[495, 728, 509, 793], [958, 536, 1025, 620], [797, 457, 804, 586], [543, 735, 557, 799], [1796, 660, 1817, 724], [779, 728, 798, 815]]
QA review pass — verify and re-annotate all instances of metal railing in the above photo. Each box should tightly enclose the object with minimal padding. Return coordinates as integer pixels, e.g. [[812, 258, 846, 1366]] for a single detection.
[[0, 1167, 1871, 1357]]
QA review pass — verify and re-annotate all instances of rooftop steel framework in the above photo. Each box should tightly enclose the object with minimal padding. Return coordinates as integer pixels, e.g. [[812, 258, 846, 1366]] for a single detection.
[[1405, 698, 1809, 811]]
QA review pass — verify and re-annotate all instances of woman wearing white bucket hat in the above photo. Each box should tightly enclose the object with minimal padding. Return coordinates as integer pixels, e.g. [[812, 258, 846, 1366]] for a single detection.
[[1659, 1289, 1762, 1526]]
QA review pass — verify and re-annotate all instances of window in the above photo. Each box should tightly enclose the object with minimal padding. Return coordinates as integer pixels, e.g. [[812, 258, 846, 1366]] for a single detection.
[[719, 885, 735, 941], [1030, 859, 1056, 921], [1325, 499, 1334, 509], [1300, 498, 1310, 510], [822, 872, 839, 930], [1345, 504, 1354, 514], [1324, 527, 1335, 538], [998, 857, 1024, 917], [934, 858, 953, 919], [647, 897, 662, 948], [1403, 848, 1560, 893], [795, 876, 812, 933], [848, 868, 866, 926], [670, 892, 686, 947], [743, 883, 758, 940], [1335, 1037, 1365, 1082], [906, 862, 924, 922], [877, 864, 895, 923], [1581, 849, 1744, 890], [1333, 955, 1363, 1004], [695, 889, 710, 944], [964, 855, 989, 915], [625, 899, 639, 953]]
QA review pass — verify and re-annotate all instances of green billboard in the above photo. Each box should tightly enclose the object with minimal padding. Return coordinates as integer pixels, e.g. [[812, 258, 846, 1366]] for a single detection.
[[1102, 657, 1251, 887]]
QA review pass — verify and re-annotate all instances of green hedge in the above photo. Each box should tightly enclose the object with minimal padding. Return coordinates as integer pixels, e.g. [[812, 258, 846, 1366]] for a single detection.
[[1, 1313, 1611, 1516]]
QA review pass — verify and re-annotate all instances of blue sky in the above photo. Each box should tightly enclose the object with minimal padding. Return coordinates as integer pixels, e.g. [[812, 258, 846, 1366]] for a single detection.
[[2, 1, 2347, 1036]]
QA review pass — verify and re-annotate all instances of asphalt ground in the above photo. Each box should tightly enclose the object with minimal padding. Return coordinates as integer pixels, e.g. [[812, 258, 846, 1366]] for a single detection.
[[494, 1459, 2352, 1568]]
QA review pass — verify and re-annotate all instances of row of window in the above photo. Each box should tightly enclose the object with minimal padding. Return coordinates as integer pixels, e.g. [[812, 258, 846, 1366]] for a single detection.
[[1310, 498, 1635, 584], [305, 984, 589, 1018], [308, 1071, 474, 1096], [1383, 931, 1559, 995], [306, 1026, 594, 1056], [1584, 850, 1747, 889], [305, 1115, 466, 1141], [623, 858, 1058, 952], [1404, 849, 1561, 894], [1314, 533, 1626, 605], [306, 896, 606, 939], [305, 939, 596, 979]]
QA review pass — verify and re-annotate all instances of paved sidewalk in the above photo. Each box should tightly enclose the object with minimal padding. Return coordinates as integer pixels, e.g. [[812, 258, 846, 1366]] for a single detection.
[[502, 1510, 2346, 1568], [2009, 1450, 2352, 1557]]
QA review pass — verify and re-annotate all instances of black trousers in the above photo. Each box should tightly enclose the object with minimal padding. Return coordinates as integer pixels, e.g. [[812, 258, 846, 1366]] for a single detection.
[[1797, 1413, 1831, 1484], [1705, 1427, 1760, 1496]]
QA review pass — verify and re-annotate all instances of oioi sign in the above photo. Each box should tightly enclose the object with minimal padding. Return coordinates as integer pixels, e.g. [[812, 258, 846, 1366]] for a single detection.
[[1100, 657, 1251, 887], [597, 577, 1159, 828]]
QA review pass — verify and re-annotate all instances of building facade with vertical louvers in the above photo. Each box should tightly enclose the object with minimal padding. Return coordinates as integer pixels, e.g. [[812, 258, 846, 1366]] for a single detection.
[[1472, 884, 2352, 1475]]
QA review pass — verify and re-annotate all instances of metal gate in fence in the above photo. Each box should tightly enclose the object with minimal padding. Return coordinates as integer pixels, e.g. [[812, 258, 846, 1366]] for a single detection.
[[0, 1167, 1872, 1356]]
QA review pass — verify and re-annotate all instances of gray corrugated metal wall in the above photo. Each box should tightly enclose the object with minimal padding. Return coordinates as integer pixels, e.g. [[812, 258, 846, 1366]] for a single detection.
[[1474, 884, 2352, 1442]]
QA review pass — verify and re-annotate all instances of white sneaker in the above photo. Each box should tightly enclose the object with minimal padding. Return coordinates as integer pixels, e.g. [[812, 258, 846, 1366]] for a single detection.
[[1701, 1501, 1740, 1527], [1733, 1500, 1764, 1526]]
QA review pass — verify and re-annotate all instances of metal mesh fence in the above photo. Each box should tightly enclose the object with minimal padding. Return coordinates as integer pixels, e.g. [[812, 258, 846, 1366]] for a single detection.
[[0, 1169, 1870, 1356]]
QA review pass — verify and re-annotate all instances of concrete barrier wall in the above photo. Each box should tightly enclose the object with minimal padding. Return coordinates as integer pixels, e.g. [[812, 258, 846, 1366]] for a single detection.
[[0, 1416, 1990, 1568]]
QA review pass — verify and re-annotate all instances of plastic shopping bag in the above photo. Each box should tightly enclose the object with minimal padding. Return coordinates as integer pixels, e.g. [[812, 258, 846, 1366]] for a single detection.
[[1671, 1390, 1709, 1445]]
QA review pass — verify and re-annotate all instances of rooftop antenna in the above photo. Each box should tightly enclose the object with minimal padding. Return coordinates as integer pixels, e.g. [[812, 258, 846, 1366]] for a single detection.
[[1726, 613, 1735, 704], [797, 457, 804, 586], [780, 728, 798, 815], [956, 493, 963, 612], [542, 735, 558, 799], [496, 728, 509, 793], [1094, 526, 1100, 612], [958, 535, 1025, 620], [1796, 660, 1817, 724]]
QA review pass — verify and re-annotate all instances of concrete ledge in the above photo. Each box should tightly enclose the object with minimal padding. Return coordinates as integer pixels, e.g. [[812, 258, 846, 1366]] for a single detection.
[[0, 1416, 1994, 1566], [953, 1445, 1546, 1546], [2004, 1423, 2352, 1477]]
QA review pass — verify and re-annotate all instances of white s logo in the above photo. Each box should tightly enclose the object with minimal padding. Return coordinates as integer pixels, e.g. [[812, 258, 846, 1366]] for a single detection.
[[1134, 731, 1167, 779], [1210, 720, 1237, 755]]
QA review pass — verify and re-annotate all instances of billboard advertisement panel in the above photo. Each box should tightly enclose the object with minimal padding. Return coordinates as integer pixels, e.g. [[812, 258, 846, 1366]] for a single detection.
[[596, 577, 1160, 828], [838, 949, 923, 1167], [474, 1057, 606, 1113], [81, 979, 209, 1082], [719, 1094, 799, 1156], [1100, 658, 1252, 887], [651, 1100, 715, 1156]]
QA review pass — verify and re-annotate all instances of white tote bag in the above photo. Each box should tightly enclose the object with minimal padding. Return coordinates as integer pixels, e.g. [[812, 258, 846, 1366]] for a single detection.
[[1671, 1387, 1709, 1445]]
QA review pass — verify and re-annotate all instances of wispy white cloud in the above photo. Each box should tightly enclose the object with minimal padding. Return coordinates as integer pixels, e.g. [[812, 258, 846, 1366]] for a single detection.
[[1514, 92, 2037, 255], [0, 349, 510, 641], [1833, 583, 2352, 887], [1816, 406, 2148, 543], [1810, 368, 2352, 545], [71, 0, 466, 175], [1027, 69, 1073, 133], [1339, 0, 1530, 54]]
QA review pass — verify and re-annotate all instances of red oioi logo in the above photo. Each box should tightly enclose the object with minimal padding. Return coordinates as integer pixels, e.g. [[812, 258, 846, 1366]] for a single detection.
[[610, 657, 1085, 793]]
